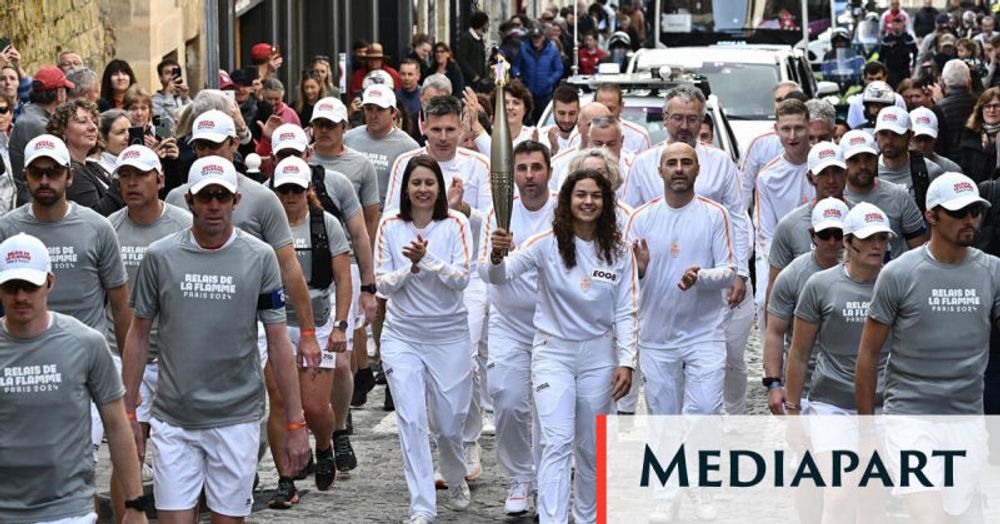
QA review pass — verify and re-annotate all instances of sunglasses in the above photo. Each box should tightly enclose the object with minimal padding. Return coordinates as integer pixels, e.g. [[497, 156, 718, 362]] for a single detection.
[[192, 189, 234, 203], [275, 185, 307, 194], [1, 280, 42, 294], [813, 229, 844, 241], [312, 119, 339, 130], [25, 166, 68, 179], [192, 140, 227, 151], [0, 106, 10, 115], [941, 204, 985, 220]]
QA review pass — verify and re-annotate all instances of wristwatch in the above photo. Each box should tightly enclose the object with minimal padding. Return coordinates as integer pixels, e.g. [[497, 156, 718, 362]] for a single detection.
[[360, 283, 377, 294], [762, 377, 783, 389], [333, 320, 349, 331], [124, 494, 151, 512]]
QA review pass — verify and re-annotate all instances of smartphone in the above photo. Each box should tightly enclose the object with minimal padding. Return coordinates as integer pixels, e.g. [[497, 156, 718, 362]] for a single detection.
[[127, 126, 145, 146], [0, 37, 10, 52]]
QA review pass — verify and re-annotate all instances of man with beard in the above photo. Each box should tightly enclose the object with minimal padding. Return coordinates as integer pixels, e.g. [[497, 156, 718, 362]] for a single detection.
[[842, 129, 928, 259], [874, 106, 944, 208], [539, 85, 580, 156]]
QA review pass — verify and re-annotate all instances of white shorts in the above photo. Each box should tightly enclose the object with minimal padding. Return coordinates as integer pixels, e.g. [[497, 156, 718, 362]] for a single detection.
[[343, 263, 362, 337], [258, 321, 337, 369], [806, 401, 859, 453], [136, 362, 160, 424], [91, 354, 123, 462], [150, 418, 259, 517], [37, 513, 97, 524], [882, 416, 987, 515]]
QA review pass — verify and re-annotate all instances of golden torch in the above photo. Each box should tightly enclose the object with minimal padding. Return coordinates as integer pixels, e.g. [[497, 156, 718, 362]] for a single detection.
[[490, 52, 514, 246]]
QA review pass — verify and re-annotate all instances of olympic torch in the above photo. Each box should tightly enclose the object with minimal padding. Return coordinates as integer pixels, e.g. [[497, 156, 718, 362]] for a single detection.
[[490, 52, 514, 251]]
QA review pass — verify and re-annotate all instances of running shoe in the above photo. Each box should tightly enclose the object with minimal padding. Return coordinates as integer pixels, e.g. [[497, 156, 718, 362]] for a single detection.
[[448, 479, 471, 511], [409, 515, 432, 524], [293, 453, 314, 480], [315, 445, 336, 491], [463, 441, 482, 481], [333, 429, 357, 472], [383, 384, 395, 411], [268, 477, 299, 509], [434, 468, 448, 490], [351, 367, 376, 407], [504, 480, 530, 516]]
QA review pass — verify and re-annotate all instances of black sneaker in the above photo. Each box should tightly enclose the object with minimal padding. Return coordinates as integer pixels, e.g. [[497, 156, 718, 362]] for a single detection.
[[268, 477, 299, 509], [293, 453, 314, 480], [383, 384, 395, 412], [315, 445, 336, 491], [351, 368, 376, 407], [333, 429, 358, 472]]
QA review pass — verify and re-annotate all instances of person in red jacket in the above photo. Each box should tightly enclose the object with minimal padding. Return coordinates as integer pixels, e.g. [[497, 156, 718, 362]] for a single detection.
[[578, 32, 608, 75], [349, 43, 401, 101]]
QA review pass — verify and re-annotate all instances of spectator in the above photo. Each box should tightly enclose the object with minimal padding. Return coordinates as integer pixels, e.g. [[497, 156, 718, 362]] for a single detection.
[[252, 42, 283, 82], [97, 59, 136, 111], [294, 68, 324, 125], [881, 16, 919, 88], [408, 34, 434, 82], [124, 85, 156, 143], [933, 59, 976, 161], [262, 78, 301, 126], [151, 59, 191, 131], [0, 94, 12, 177], [499, 22, 525, 67], [975, 15, 997, 51], [898, 77, 934, 110], [918, 14, 956, 75], [455, 11, 490, 92], [914, 0, 941, 38], [959, 86, 1000, 181], [618, 10, 642, 51], [97, 109, 130, 174], [958, 37, 988, 90], [230, 68, 260, 142], [880, 0, 915, 35], [431, 42, 466, 95], [349, 43, 401, 101], [308, 55, 338, 97], [578, 32, 608, 75], [56, 51, 84, 73], [66, 68, 99, 104], [986, 34, 1000, 87], [46, 100, 123, 215], [0, 62, 30, 122], [513, 27, 564, 124], [396, 59, 422, 124], [9, 66, 72, 201]]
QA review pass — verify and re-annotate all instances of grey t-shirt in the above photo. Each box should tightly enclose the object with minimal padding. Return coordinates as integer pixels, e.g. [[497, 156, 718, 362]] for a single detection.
[[0, 204, 128, 332], [929, 152, 962, 174], [845, 179, 925, 260], [311, 148, 381, 208], [130, 228, 286, 429], [289, 211, 350, 327], [796, 265, 889, 410], [166, 174, 293, 250], [0, 313, 123, 523], [877, 154, 943, 196], [767, 251, 824, 392], [106, 203, 192, 360], [768, 202, 814, 271], [343, 126, 419, 208], [868, 246, 1000, 415]]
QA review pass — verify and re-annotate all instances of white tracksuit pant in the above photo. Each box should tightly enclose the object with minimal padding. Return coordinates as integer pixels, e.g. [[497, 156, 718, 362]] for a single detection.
[[533, 332, 615, 524], [723, 282, 754, 414], [463, 275, 490, 443], [486, 327, 540, 484], [381, 332, 473, 520], [641, 342, 725, 415]]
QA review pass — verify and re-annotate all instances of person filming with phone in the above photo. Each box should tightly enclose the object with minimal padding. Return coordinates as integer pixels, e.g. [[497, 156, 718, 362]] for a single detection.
[[152, 59, 191, 132]]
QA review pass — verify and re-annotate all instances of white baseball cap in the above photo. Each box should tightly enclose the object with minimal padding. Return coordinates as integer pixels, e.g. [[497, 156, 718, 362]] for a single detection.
[[807, 141, 846, 174], [311, 97, 348, 124], [272, 157, 311, 189], [925, 171, 991, 211], [910, 107, 939, 139], [0, 233, 51, 286], [811, 197, 849, 233], [845, 202, 896, 239], [188, 155, 238, 194], [271, 124, 308, 154], [840, 130, 879, 159], [875, 106, 910, 135], [24, 134, 71, 168], [113, 145, 162, 175], [189, 110, 237, 144], [362, 84, 397, 109]]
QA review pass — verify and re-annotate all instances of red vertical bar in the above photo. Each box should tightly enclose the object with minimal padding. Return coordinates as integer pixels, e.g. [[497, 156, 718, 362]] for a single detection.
[[597, 414, 607, 524]]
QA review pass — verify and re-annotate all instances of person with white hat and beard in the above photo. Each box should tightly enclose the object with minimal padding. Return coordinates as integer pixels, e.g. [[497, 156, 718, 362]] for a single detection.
[[873, 105, 944, 205], [909, 106, 963, 173]]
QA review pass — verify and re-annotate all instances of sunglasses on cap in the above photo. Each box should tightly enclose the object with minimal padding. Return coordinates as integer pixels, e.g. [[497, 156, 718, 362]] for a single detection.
[[274, 185, 307, 195], [191, 189, 235, 204], [0, 280, 43, 294], [941, 204, 985, 220], [812, 228, 844, 241]]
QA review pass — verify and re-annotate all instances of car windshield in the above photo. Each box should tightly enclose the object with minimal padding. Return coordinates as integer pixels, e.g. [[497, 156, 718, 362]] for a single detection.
[[688, 63, 780, 120]]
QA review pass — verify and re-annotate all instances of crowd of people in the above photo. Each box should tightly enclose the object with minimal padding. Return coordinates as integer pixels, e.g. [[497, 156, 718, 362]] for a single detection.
[[4, 1, 1000, 524]]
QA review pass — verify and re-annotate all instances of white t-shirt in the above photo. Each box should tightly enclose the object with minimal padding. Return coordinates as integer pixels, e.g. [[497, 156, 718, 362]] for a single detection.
[[754, 154, 814, 256]]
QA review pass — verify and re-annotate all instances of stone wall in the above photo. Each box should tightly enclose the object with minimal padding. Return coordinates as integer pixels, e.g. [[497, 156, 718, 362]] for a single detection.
[[0, 0, 115, 74]]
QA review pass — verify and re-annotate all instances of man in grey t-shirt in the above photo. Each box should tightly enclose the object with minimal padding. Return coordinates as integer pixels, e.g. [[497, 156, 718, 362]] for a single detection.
[[123, 156, 310, 520], [841, 129, 928, 259], [873, 106, 944, 198], [0, 233, 147, 524], [859, 172, 1000, 416]]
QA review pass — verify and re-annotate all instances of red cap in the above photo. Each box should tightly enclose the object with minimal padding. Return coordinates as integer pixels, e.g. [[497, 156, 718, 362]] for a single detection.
[[251, 43, 276, 62], [218, 69, 234, 90], [33, 66, 75, 91]]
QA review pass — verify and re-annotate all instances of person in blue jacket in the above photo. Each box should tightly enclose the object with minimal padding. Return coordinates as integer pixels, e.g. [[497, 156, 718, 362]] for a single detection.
[[513, 27, 564, 125]]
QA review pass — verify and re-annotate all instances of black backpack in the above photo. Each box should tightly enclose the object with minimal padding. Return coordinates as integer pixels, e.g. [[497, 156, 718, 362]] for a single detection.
[[909, 150, 931, 213]]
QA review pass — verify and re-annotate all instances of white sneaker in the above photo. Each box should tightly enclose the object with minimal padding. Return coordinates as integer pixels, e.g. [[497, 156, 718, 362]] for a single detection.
[[449, 479, 471, 511], [408, 514, 432, 524], [434, 468, 447, 490], [504, 480, 530, 515], [689, 489, 718, 521], [463, 442, 482, 481]]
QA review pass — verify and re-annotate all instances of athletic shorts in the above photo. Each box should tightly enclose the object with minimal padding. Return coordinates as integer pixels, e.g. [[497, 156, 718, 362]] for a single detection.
[[258, 321, 337, 369], [36, 513, 97, 524], [150, 418, 259, 517], [91, 354, 123, 462], [136, 362, 160, 424], [806, 401, 859, 453]]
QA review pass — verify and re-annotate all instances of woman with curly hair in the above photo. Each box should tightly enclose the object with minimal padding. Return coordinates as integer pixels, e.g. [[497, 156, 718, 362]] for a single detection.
[[98, 59, 137, 111], [47, 99, 123, 215], [488, 169, 637, 524]]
